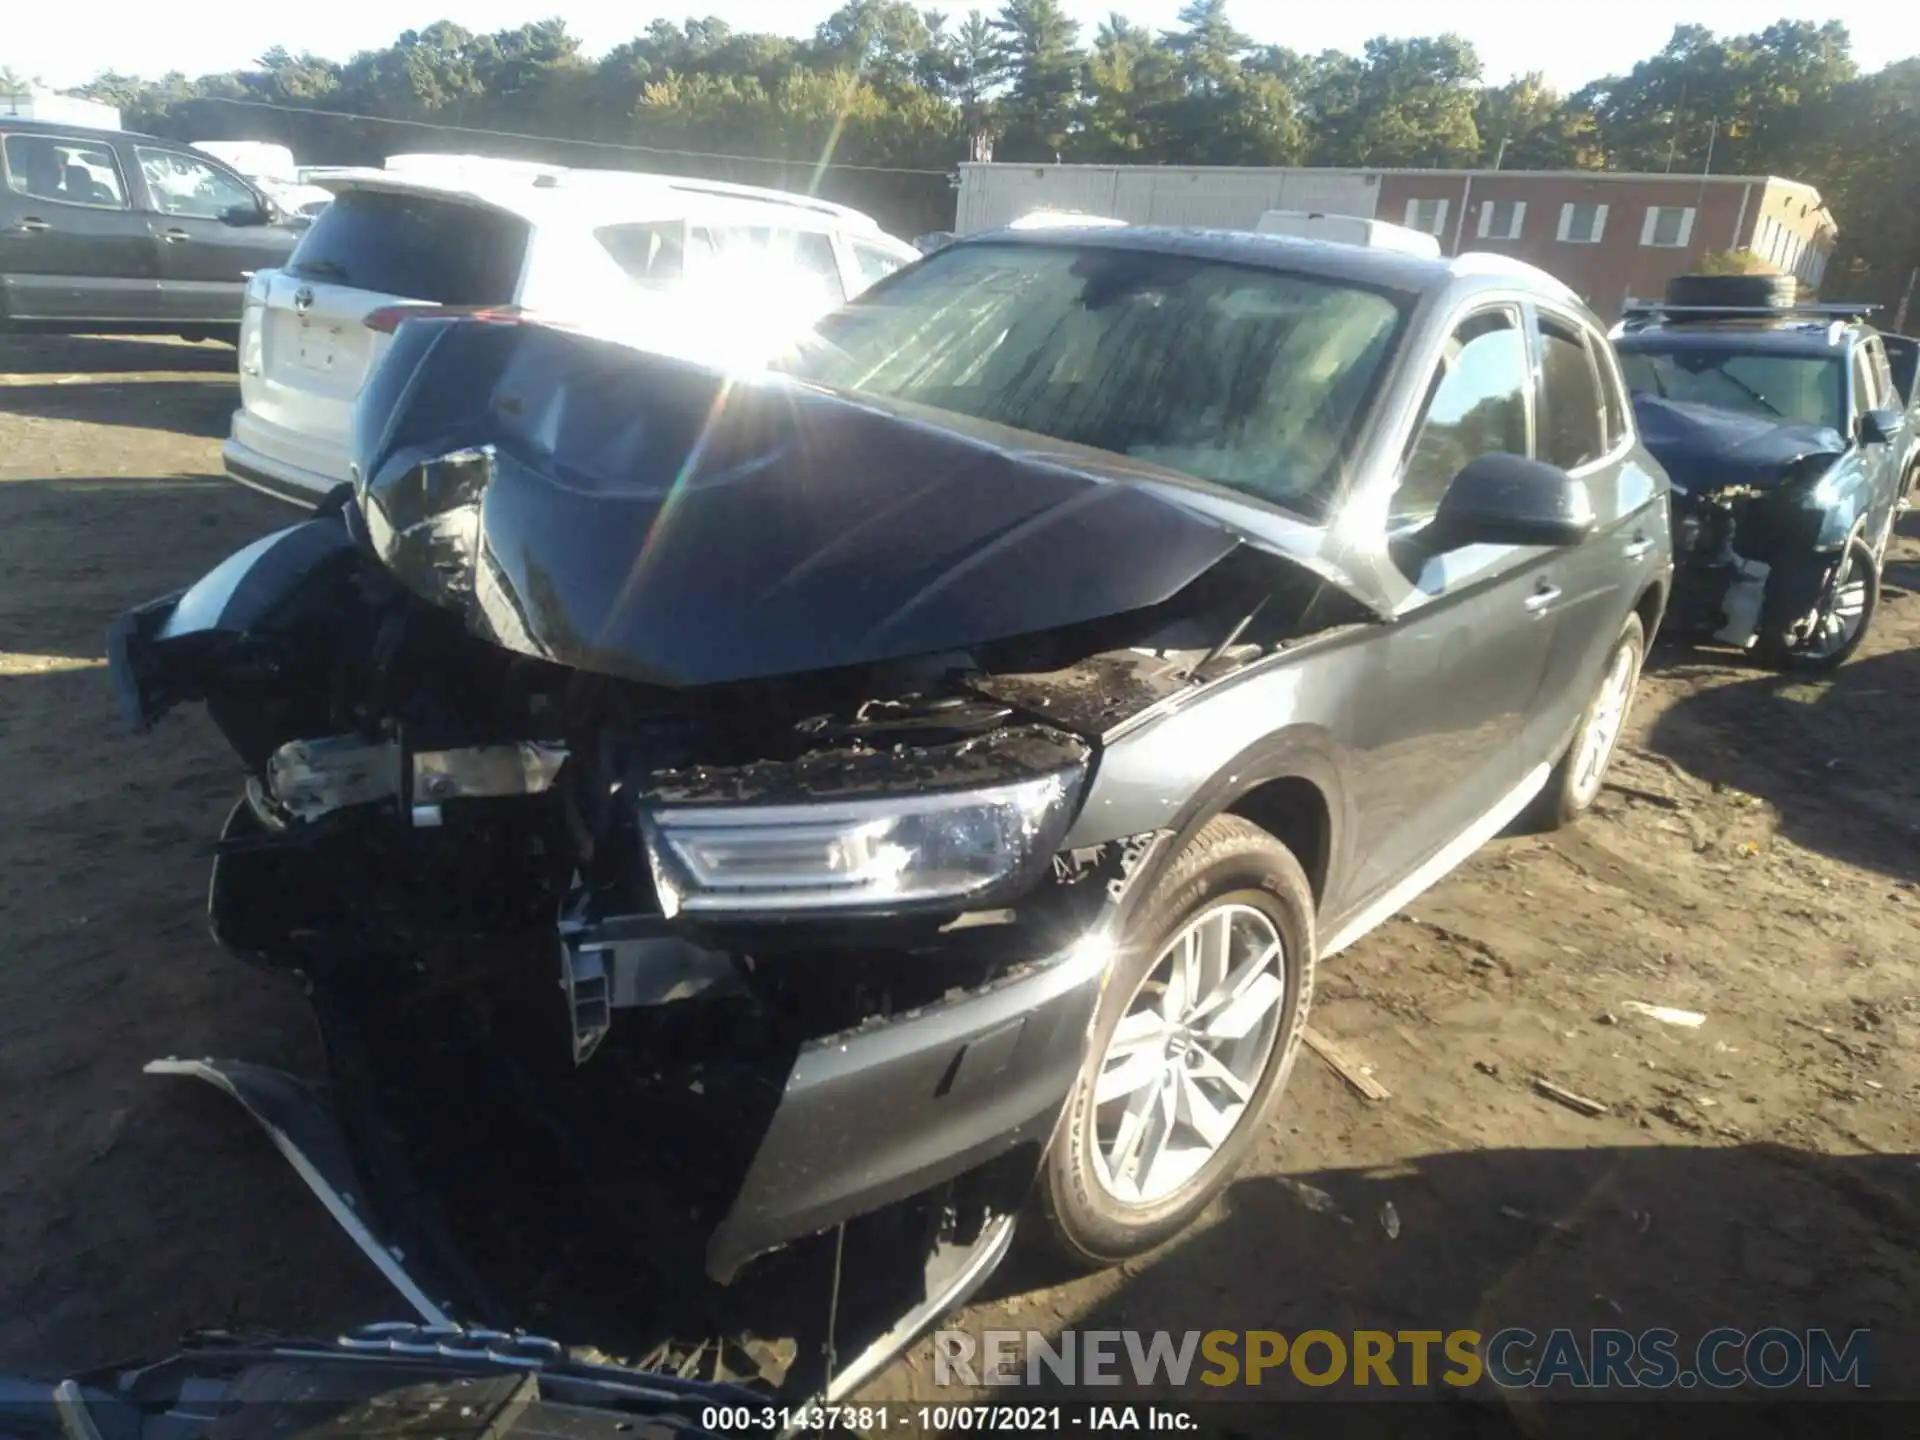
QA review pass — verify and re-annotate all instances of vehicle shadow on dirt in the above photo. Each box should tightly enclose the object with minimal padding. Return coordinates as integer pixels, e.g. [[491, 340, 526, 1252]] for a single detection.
[[1642, 644, 1920, 884], [0, 378, 237, 440], [0, 333, 236, 376], [956, 1142, 1918, 1407]]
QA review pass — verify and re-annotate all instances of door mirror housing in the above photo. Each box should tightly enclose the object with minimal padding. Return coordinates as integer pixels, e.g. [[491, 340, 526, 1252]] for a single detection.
[[1428, 452, 1596, 551], [1858, 407, 1902, 447], [219, 199, 271, 227]]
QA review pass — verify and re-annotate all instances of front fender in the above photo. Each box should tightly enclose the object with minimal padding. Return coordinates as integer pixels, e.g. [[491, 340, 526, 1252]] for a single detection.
[[1062, 634, 1368, 926], [106, 509, 363, 733], [1797, 456, 1875, 550]]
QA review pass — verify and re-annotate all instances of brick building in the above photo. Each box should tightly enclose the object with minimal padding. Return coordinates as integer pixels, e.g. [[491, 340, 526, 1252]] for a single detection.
[[1375, 170, 1836, 314], [953, 164, 1838, 316]]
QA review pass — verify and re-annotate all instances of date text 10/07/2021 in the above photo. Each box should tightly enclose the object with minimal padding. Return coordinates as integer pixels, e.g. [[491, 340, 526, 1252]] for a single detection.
[[699, 1404, 1194, 1432]]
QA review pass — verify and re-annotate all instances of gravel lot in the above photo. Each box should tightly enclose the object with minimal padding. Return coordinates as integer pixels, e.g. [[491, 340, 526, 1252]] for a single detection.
[[2, 334, 1917, 1409]]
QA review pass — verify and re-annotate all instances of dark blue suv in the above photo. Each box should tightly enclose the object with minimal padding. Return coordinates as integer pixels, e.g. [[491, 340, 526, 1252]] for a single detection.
[[1615, 280, 1917, 670]]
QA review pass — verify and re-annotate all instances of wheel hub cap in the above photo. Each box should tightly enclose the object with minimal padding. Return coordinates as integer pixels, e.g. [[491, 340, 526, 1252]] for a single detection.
[[1572, 641, 1637, 804], [1090, 902, 1287, 1206]]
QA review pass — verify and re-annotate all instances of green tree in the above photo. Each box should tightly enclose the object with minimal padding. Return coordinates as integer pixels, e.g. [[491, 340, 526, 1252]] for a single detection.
[[1306, 35, 1483, 166], [808, 2, 935, 95], [1153, 1, 1304, 164], [1576, 21, 1855, 175], [1474, 73, 1598, 169], [991, 0, 1084, 160]]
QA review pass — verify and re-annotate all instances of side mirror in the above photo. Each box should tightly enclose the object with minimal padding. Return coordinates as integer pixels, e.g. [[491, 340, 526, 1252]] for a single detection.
[[219, 200, 270, 227], [1428, 452, 1596, 551], [1858, 407, 1902, 446]]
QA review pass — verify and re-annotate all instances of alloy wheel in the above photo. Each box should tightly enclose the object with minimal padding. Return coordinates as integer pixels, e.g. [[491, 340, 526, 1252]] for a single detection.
[[1797, 544, 1871, 661], [1569, 639, 1639, 808], [1090, 902, 1288, 1206]]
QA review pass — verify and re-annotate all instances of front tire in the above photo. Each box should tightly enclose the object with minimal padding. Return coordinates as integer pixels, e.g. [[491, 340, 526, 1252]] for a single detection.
[[1528, 612, 1646, 831], [1757, 533, 1878, 673], [1036, 815, 1315, 1268]]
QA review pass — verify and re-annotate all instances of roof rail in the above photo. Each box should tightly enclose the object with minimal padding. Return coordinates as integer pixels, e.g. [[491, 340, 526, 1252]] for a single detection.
[[550, 168, 880, 228], [1622, 299, 1879, 323]]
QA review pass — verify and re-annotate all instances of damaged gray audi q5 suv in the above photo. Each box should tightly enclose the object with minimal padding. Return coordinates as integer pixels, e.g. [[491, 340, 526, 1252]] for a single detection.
[[109, 226, 1671, 1395]]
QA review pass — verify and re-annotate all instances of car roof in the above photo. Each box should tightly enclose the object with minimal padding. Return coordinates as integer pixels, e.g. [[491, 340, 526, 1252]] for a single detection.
[[944, 224, 1588, 310], [0, 115, 157, 142], [306, 162, 905, 245]]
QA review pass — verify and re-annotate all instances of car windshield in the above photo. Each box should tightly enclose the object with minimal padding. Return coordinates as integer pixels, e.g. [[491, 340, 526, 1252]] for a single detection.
[[1617, 345, 1845, 431], [778, 241, 1410, 516]]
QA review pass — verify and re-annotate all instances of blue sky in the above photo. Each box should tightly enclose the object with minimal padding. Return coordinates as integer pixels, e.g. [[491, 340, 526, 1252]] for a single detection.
[[6, 3, 1914, 93]]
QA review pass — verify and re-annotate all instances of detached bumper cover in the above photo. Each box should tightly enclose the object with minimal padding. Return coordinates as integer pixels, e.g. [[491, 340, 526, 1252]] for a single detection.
[[707, 931, 1113, 1282], [144, 1058, 457, 1324], [105, 514, 360, 732]]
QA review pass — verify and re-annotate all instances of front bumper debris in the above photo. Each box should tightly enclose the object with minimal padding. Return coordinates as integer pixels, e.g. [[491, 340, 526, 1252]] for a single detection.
[[707, 931, 1115, 1283], [143, 1056, 1017, 1405], [143, 1059, 455, 1325]]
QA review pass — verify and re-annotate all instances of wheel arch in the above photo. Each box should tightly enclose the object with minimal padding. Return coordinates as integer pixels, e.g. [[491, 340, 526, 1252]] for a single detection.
[[1633, 575, 1667, 645], [1114, 727, 1348, 931]]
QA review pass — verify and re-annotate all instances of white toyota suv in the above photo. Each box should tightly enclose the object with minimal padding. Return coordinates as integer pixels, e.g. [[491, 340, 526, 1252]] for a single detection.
[[224, 159, 922, 506]]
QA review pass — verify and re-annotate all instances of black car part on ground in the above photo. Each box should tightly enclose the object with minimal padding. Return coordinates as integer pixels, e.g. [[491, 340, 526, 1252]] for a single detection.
[[0, 1326, 757, 1440], [109, 317, 1375, 1401]]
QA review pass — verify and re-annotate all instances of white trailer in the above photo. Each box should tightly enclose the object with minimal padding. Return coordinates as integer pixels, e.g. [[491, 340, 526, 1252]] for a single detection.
[[954, 164, 1382, 236]]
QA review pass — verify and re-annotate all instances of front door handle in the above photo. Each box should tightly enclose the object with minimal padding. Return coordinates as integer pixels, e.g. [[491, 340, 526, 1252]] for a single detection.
[[16, 217, 50, 233], [1524, 582, 1562, 614], [1624, 532, 1655, 560], [161, 228, 191, 243]]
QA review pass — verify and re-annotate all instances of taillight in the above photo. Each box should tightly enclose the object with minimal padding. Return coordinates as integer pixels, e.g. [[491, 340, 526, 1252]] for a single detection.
[[362, 304, 528, 335]]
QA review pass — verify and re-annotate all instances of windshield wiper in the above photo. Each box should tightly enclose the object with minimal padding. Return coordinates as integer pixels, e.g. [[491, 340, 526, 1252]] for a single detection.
[[1712, 367, 1785, 418]]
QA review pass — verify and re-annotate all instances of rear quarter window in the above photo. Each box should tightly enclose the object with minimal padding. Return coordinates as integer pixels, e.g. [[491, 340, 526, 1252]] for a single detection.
[[286, 188, 530, 305]]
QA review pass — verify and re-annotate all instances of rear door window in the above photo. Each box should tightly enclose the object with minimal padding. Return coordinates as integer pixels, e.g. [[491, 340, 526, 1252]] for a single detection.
[[1535, 312, 1608, 471], [1866, 339, 1897, 411], [285, 188, 530, 304], [596, 221, 688, 289], [1883, 336, 1919, 406], [3, 134, 129, 209], [850, 238, 907, 288], [1593, 338, 1632, 450], [690, 223, 846, 304]]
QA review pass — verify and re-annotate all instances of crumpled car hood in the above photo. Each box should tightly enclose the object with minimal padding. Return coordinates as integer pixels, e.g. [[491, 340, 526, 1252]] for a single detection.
[[1631, 392, 1846, 493], [349, 317, 1374, 689]]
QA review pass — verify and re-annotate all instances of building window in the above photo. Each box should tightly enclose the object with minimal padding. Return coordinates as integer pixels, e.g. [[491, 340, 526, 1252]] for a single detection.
[[1766, 218, 1788, 268], [1477, 199, 1526, 240], [1641, 205, 1695, 248], [1556, 202, 1609, 244], [1403, 197, 1449, 236]]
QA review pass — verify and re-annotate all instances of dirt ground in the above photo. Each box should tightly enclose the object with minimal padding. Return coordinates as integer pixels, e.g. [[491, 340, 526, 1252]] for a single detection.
[[2, 334, 1917, 1413]]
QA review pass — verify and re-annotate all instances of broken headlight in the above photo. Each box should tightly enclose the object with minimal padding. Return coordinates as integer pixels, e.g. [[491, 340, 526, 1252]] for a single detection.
[[641, 771, 1082, 917]]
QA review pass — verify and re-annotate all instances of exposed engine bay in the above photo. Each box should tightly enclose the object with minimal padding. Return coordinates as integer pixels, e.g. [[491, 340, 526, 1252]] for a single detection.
[[109, 317, 1372, 1398], [1634, 392, 1852, 649]]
